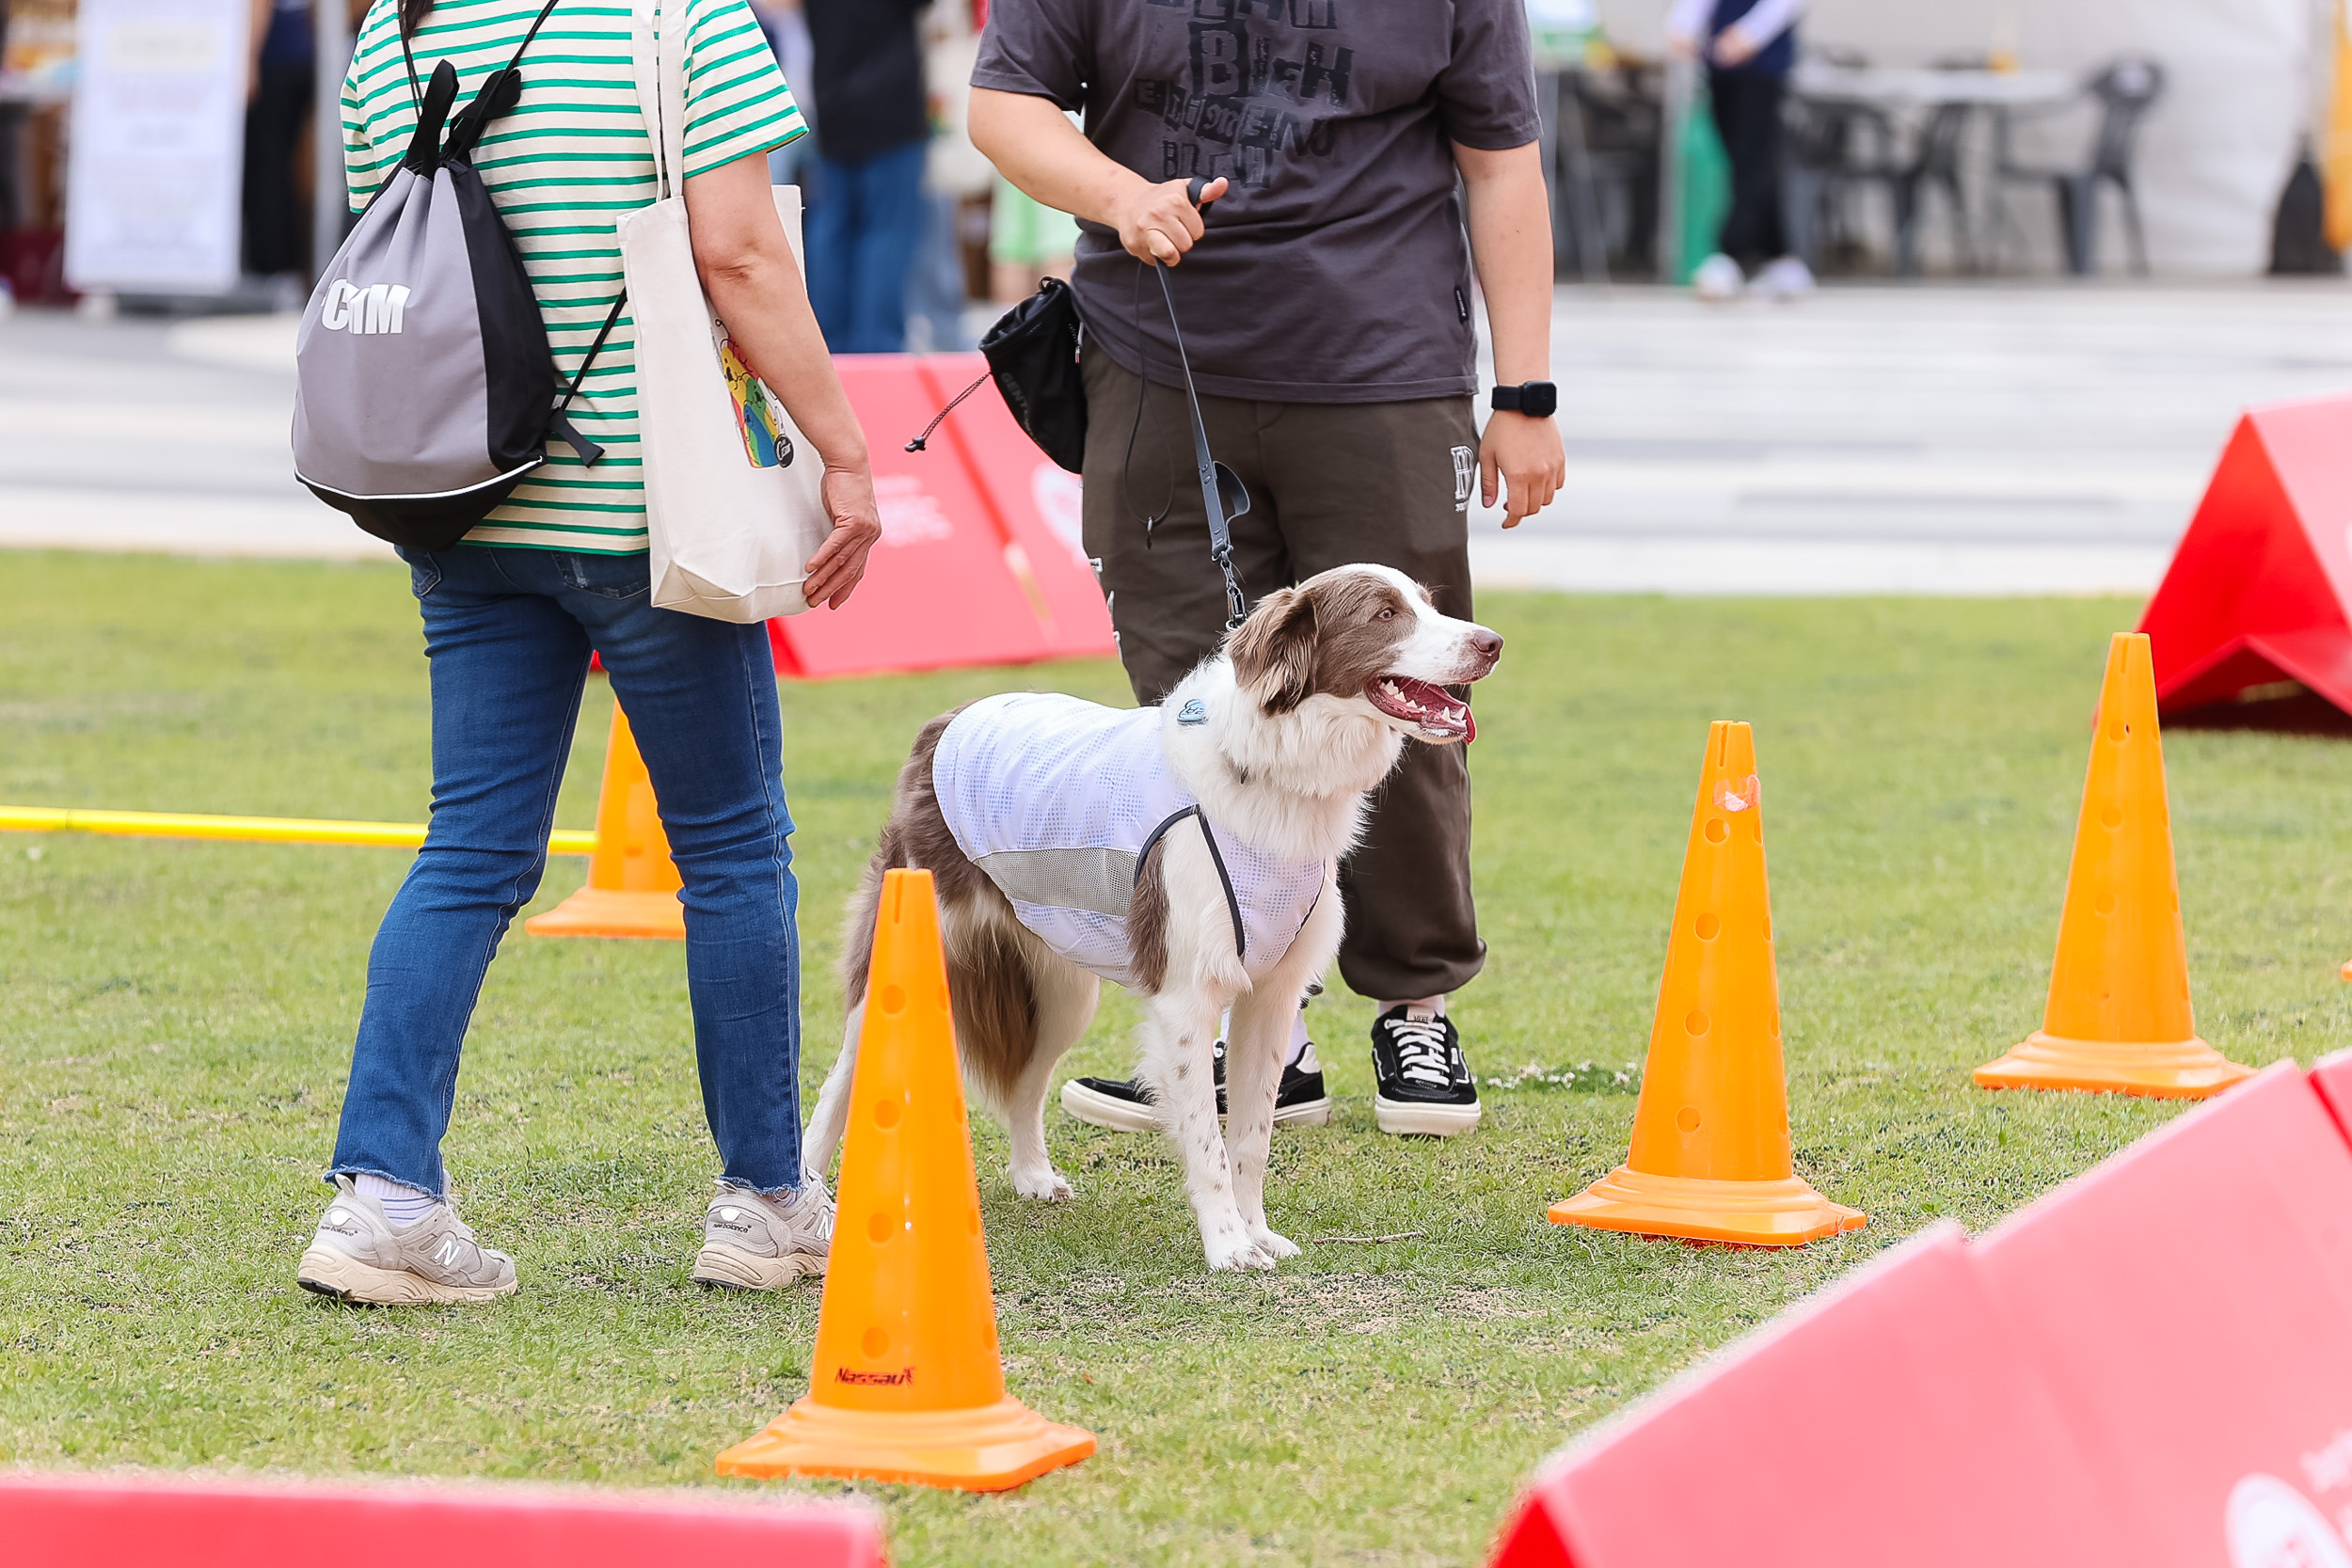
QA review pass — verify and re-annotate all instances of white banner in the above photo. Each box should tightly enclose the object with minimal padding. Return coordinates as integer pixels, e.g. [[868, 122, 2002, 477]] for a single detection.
[[65, 0, 251, 294]]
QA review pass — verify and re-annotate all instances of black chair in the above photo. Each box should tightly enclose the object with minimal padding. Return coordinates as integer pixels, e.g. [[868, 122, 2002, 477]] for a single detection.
[[1557, 64, 1663, 280], [1993, 57, 2165, 276]]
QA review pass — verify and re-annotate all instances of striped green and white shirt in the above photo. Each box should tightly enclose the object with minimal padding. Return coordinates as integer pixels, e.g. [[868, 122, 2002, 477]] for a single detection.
[[342, 0, 804, 553]]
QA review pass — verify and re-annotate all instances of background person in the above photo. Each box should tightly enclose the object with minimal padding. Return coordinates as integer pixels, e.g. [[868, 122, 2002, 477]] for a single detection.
[[969, 0, 1565, 1139], [242, 0, 318, 296], [1666, 0, 1816, 301], [297, 0, 881, 1307], [802, 0, 930, 351]]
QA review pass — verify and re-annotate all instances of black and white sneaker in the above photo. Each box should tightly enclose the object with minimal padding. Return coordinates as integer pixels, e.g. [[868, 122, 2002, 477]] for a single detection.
[[1371, 1005, 1481, 1135], [1060, 1038, 1334, 1132]]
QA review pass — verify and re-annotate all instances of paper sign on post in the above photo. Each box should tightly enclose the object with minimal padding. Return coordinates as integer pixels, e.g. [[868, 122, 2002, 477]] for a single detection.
[[64, 0, 250, 295]]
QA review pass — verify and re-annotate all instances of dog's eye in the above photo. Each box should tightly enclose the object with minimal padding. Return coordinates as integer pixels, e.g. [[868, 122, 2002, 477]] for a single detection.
[[1376, 608, 1396, 621]]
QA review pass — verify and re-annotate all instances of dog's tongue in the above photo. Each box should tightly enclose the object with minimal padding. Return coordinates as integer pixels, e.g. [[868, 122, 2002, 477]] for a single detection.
[[1465, 706, 1476, 744]]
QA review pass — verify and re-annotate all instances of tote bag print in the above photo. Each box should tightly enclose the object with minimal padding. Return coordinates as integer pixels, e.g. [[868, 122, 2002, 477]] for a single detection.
[[717, 323, 793, 469]]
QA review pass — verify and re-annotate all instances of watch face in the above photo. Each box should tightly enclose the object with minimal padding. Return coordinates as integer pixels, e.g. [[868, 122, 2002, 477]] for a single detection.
[[1522, 382, 1558, 419]]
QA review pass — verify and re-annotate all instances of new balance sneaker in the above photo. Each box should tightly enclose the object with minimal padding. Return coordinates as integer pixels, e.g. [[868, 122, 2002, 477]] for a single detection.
[[1060, 1037, 1334, 1131], [691, 1178, 833, 1291], [296, 1175, 517, 1306], [1371, 1005, 1481, 1135]]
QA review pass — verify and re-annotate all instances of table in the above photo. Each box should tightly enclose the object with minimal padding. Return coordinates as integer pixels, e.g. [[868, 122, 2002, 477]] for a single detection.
[[1786, 66, 2081, 276], [1788, 65, 2075, 111]]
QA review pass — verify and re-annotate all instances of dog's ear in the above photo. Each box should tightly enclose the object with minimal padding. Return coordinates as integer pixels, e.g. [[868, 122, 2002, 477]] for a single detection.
[[1227, 587, 1317, 713]]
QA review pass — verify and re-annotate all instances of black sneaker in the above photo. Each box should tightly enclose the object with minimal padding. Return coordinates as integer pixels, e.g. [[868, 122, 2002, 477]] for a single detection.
[[1060, 1037, 1334, 1132], [1371, 1005, 1481, 1135]]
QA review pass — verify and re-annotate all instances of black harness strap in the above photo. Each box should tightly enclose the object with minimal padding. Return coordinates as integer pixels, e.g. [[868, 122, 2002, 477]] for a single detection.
[[1135, 806, 1247, 963]]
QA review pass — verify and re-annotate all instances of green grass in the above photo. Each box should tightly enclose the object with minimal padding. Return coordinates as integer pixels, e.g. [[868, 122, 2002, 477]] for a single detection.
[[4, 551, 2349, 1564]]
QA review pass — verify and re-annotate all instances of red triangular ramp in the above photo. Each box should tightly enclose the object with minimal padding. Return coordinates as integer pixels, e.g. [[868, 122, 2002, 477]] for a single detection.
[[2139, 394, 2352, 714], [768, 355, 1115, 681]]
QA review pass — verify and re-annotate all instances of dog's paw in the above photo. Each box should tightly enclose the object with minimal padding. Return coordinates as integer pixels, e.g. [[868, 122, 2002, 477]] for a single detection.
[[1248, 1225, 1301, 1260], [1009, 1164, 1073, 1201], [1203, 1233, 1279, 1273]]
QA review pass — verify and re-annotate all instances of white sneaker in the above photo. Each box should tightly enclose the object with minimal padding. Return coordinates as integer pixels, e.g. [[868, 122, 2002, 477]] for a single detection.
[[296, 1175, 518, 1306], [1753, 256, 1816, 301], [1692, 252, 1745, 302], [692, 1178, 834, 1291]]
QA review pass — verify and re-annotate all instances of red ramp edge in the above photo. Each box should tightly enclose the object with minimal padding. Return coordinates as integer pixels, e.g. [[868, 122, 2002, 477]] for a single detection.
[[1971, 1058, 2352, 1568], [1494, 1057, 2352, 1568], [1, 1474, 887, 1568], [1490, 1225, 2120, 1568], [769, 354, 1114, 681]]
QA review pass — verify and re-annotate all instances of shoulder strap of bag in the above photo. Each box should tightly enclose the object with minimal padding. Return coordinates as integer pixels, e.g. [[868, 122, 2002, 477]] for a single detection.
[[633, 0, 691, 201]]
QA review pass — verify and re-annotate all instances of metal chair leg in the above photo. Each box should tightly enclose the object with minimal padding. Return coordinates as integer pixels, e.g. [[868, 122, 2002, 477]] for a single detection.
[[2118, 177, 2150, 277]]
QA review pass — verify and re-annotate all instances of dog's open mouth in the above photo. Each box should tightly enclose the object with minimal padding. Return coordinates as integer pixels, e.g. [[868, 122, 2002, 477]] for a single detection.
[[1368, 675, 1473, 740]]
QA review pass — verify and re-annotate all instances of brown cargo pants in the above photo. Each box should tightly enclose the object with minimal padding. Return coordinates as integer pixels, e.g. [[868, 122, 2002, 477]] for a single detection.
[[1078, 347, 1486, 1004]]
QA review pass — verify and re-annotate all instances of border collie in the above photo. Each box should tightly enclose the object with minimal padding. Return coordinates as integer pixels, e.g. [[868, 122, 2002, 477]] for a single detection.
[[801, 564, 1502, 1272]]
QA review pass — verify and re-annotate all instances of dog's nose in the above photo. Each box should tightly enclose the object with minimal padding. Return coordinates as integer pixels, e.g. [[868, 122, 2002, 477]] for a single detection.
[[1470, 628, 1503, 668]]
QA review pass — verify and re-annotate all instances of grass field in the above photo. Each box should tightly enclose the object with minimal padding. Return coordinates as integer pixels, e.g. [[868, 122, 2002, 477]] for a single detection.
[[5, 550, 2350, 1564]]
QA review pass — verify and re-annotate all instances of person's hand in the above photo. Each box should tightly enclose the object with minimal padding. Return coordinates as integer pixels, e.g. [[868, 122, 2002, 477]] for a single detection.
[[1664, 31, 1698, 60], [1710, 24, 1761, 66], [1480, 412, 1565, 529], [1106, 175, 1229, 265], [803, 465, 883, 610]]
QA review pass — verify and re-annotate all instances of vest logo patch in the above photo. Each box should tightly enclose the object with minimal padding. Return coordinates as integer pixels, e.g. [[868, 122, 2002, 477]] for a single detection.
[[321, 280, 413, 335], [1177, 699, 1207, 726]]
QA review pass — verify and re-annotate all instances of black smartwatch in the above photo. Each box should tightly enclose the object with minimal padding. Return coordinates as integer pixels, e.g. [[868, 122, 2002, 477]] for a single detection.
[[1490, 381, 1557, 419]]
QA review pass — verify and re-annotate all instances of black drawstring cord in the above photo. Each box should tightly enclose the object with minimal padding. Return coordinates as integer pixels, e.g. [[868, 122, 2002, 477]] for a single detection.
[[904, 368, 991, 453]]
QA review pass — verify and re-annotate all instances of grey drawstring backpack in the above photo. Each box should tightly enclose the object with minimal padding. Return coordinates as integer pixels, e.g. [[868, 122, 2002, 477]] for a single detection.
[[293, 0, 619, 550]]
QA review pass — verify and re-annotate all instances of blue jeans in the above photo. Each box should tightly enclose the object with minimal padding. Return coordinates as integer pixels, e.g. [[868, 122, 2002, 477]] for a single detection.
[[805, 139, 927, 354], [328, 546, 803, 1199]]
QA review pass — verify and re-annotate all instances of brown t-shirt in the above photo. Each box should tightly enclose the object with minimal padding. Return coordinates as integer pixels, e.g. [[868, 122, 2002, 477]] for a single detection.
[[972, 0, 1539, 404]]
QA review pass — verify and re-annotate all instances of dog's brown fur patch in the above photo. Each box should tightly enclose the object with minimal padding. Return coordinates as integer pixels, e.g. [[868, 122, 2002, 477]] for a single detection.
[[841, 709, 1036, 1102], [1128, 832, 1172, 995], [1227, 570, 1416, 714]]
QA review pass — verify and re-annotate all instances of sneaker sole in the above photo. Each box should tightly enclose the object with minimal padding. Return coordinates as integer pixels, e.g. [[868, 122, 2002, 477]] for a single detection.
[[1059, 1078, 1161, 1132], [1064, 1079, 1335, 1132], [1273, 1095, 1333, 1127], [691, 1243, 824, 1292], [1374, 1095, 1482, 1136], [295, 1245, 515, 1306]]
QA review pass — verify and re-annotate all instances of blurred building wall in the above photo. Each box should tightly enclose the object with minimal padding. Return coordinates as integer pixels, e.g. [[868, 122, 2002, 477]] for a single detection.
[[1597, 0, 2320, 275]]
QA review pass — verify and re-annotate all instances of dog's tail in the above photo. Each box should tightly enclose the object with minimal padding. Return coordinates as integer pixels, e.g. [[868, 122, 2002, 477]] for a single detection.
[[839, 711, 961, 1009]]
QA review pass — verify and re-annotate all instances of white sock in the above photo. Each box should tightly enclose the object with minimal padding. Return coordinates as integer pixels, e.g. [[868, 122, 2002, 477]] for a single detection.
[[1380, 995, 1448, 1020], [1222, 1006, 1316, 1068], [355, 1172, 437, 1229]]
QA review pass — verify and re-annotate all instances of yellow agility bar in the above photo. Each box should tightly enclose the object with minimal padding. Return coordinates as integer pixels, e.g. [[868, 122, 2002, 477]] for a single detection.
[[0, 805, 596, 855]]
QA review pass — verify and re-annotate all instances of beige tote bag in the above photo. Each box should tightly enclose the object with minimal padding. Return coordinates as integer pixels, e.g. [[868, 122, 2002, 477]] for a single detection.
[[619, 0, 828, 621]]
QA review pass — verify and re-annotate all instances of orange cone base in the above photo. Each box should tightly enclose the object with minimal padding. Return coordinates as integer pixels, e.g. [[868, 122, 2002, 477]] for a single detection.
[[1548, 1167, 1865, 1247], [523, 887, 685, 940], [714, 1395, 1095, 1492], [1972, 1031, 2254, 1099], [2341, 958, 2351, 983]]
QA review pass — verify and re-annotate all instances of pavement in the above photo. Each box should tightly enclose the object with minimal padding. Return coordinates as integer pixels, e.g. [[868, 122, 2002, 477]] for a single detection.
[[5, 282, 2349, 593]]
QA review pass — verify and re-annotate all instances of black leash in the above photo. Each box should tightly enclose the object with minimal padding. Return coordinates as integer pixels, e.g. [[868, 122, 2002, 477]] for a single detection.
[[1153, 176, 1249, 631]]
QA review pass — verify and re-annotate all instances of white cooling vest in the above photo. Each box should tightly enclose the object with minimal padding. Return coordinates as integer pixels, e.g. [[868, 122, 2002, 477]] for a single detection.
[[932, 692, 1326, 989]]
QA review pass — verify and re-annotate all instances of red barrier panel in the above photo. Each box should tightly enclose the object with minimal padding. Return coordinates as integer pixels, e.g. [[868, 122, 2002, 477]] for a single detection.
[[2306, 1046, 2352, 1144], [768, 355, 1116, 680], [2137, 395, 2352, 717], [1491, 1227, 2119, 1568], [3, 1474, 886, 1568], [1971, 1059, 2352, 1567]]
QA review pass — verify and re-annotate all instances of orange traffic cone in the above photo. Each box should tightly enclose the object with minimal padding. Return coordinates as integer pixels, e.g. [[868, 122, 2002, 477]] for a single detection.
[[1549, 722, 1865, 1246], [1974, 633, 2252, 1098], [523, 704, 685, 940], [715, 869, 1095, 1491]]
